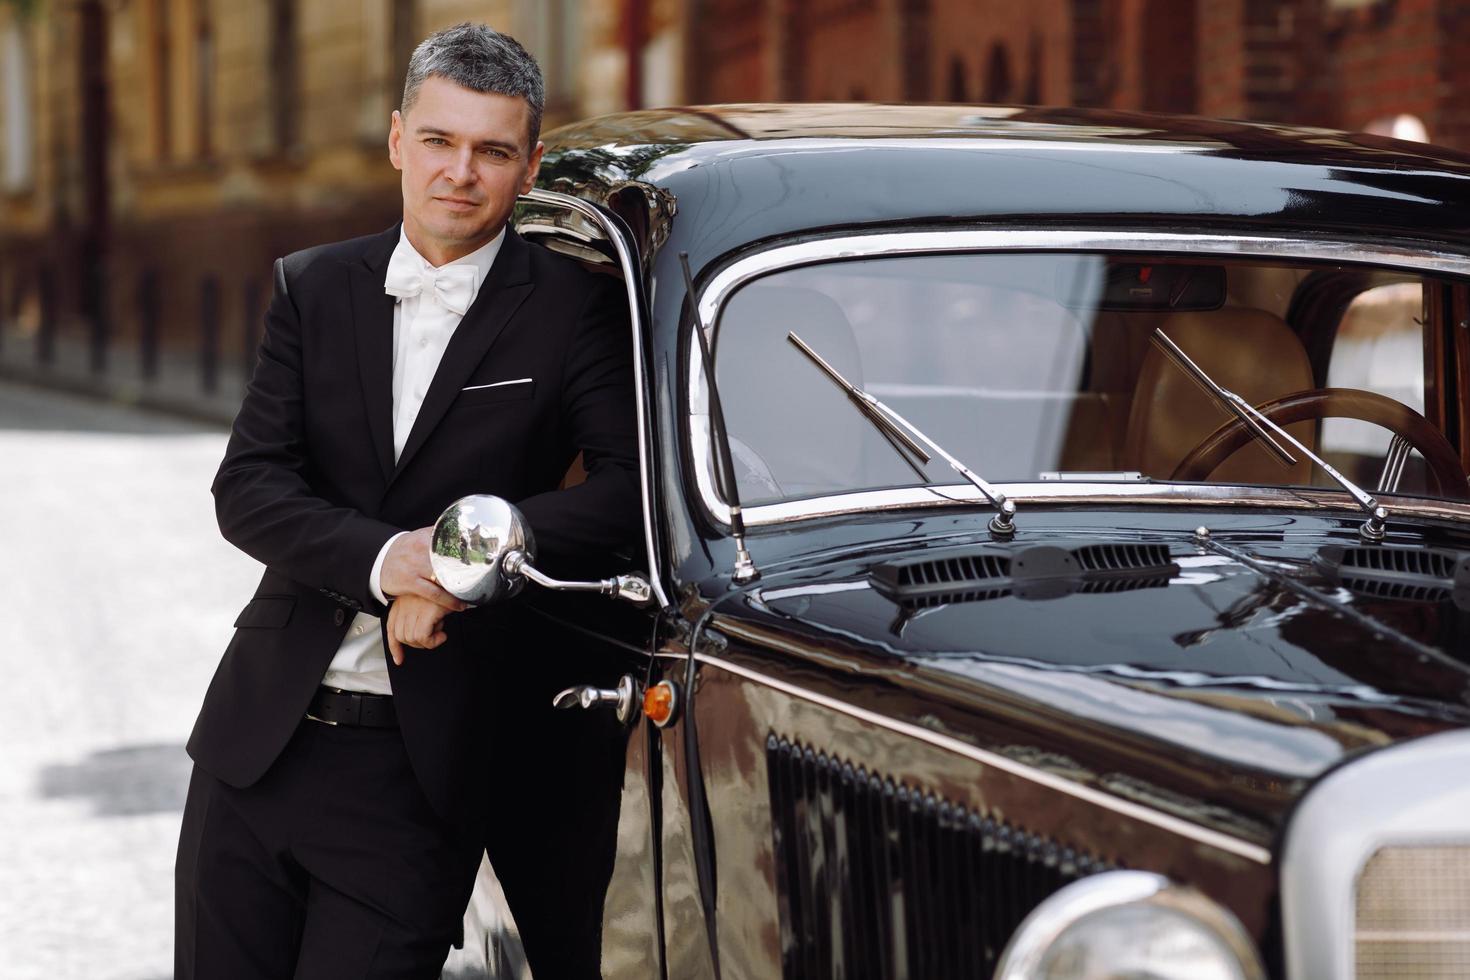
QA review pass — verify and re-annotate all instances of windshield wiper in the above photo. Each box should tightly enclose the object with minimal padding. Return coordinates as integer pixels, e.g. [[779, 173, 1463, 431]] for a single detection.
[[787, 331, 1018, 538], [1152, 328, 1389, 542]]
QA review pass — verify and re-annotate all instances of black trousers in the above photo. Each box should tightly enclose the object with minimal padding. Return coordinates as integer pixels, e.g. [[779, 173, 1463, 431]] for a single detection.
[[480, 653, 628, 980], [175, 718, 481, 980]]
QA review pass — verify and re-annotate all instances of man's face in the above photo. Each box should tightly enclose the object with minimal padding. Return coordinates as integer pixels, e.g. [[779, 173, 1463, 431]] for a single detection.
[[388, 75, 544, 264]]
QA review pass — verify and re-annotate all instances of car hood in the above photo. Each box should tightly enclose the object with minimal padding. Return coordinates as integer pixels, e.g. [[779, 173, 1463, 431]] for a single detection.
[[711, 530, 1470, 844]]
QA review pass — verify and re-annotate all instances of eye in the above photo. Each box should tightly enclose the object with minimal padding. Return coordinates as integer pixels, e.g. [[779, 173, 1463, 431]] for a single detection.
[[424, 137, 448, 146], [482, 147, 509, 160]]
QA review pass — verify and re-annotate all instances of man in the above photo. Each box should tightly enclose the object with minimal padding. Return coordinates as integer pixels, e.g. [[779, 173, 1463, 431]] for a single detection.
[[175, 23, 639, 979]]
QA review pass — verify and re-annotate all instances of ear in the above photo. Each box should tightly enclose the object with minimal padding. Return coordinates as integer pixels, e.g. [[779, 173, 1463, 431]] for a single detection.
[[388, 110, 404, 171], [519, 140, 545, 195]]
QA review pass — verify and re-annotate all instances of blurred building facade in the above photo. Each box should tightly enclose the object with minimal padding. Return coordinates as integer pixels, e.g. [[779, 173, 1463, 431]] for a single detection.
[[0, 0, 1464, 415], [0, 0, 663, 414]]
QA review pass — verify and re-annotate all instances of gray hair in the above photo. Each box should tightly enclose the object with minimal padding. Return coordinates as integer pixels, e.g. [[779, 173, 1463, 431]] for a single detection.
[[400, 23, 545, 149]]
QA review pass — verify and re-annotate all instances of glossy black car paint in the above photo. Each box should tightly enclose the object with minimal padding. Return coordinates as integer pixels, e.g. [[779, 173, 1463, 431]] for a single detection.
[[701, 510, 1470, 843], [520, 104, 1470, 978], [541, 103, 1470, 273]]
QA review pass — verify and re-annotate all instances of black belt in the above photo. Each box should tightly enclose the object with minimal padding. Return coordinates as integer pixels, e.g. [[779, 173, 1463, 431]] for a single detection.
[[307, 686, 398, 728]]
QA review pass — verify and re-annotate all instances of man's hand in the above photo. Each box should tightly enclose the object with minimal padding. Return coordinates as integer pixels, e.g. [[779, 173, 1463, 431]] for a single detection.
[[386, 594, 454, 666], [380, 527, 467, 611]]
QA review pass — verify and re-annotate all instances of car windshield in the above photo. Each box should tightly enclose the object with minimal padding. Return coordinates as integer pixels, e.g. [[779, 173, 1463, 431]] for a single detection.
[[704, 250, 1469, 509]]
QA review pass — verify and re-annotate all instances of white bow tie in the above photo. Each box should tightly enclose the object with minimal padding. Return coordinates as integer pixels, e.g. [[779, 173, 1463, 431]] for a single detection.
[[383, 244, 477, 316]]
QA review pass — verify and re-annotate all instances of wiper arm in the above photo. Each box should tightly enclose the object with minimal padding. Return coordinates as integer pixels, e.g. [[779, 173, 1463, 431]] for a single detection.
[[1151, 330, 1298, 468], [1152, 329, 1389, 542], [788, 332, 1017, 538], [786, 333, 931, 476]]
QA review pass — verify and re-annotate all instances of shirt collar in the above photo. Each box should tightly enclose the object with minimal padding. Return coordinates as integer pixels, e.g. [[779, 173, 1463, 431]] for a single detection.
[[391, 225, 507, 296]]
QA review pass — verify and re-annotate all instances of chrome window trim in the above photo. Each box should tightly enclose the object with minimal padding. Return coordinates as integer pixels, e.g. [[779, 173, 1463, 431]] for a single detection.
[[694, 650, 1272, 864], [687, 229, 1470, 530], [521, 189, 669, 608], [1280, 728, 1470, 980]]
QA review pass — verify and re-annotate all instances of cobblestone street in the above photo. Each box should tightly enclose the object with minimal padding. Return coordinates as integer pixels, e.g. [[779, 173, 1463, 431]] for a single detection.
[[0, 383, 257, 979]]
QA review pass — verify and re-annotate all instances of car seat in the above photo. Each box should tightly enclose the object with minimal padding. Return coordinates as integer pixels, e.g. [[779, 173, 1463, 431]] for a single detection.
[[1124, 308, 1317, 485]]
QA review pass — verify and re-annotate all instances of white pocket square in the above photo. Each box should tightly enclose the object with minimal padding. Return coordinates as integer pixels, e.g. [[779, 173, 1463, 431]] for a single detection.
[[461, 378, 532, 392]]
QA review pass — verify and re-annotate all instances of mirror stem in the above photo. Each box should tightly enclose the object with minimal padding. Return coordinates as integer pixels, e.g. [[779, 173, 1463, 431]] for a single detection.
[[504, 550, 654, 605]]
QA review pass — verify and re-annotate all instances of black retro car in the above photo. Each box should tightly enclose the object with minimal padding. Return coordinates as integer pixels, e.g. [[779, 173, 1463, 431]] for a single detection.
[[439, 105, 1470, 980]]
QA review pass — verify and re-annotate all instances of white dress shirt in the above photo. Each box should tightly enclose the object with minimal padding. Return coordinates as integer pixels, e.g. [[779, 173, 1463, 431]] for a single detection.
[[321, 226, 506, 694]]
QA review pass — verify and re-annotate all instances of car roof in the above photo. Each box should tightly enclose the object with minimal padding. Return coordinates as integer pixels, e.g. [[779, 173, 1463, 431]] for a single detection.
[[538, 103, 1470, 271]]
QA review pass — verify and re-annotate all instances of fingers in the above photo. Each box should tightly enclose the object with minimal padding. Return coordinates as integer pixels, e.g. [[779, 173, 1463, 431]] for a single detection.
[[386, 601, 408, 665], [385, 595, 452, 663], [399, 577, 467, 612]]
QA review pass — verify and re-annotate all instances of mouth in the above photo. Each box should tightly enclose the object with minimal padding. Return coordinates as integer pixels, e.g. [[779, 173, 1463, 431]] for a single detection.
[[434, 197, 481, 212]]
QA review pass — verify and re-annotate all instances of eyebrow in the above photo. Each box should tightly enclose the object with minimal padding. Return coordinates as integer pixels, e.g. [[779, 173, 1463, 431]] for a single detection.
[[414, 126, 520, 154]]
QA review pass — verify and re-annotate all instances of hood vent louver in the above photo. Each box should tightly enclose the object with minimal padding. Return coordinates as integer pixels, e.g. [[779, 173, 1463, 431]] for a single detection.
[[889, 552, 1012, 591], [1071, 543, 1173, 573], [871, 542, 1179, 608], [1317, 545, 1470, 607]]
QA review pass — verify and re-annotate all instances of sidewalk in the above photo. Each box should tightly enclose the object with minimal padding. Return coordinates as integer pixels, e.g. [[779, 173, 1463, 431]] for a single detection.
[[0, 322, 245, 428]]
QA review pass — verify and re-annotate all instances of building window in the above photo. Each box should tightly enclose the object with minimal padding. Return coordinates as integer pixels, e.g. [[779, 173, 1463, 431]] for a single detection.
[[390, 0, 416, 110], [1, 15, 34, 192], [268, 0, 298, 153], [195, 0, 214, 158], [147, 0, 172, 160], [516, 0, 581, 112], [984, 42, 1012, 103], [947, 55, 968, 102]]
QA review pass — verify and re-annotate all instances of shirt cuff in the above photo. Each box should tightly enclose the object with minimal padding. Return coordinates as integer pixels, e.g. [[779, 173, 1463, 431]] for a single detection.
[[370, 531, 408, 605]]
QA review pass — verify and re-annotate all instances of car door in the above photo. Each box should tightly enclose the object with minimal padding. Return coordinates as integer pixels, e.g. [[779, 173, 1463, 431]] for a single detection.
[[444, 190, 672, 980]]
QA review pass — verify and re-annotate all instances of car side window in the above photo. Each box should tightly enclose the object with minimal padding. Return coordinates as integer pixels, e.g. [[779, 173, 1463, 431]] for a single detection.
[[1321, 282, 1428, 490]]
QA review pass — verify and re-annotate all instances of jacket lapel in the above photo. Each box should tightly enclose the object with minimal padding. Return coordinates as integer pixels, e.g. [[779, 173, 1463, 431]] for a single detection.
[[388, 228, 535, 488], [347, 225, 401, 482]]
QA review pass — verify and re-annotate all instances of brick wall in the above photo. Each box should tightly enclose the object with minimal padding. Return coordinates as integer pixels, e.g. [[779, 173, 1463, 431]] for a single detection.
[[782, 0, 891, 102], [1197, 0, 1248, 118], [1436, 0, 1470, 149], [928, 0, 1071, 105], [693, 0, 768, 101], [1326, 0, 1440, 130]]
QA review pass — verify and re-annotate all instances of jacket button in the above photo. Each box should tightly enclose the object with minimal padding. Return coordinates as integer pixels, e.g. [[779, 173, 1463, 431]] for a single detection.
[[333, 609, 346, 626]]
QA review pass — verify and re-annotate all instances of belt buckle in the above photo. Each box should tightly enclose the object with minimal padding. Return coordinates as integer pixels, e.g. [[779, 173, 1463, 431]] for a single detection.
[[306, 687, 374, 727], [308, 686, 355, 726]]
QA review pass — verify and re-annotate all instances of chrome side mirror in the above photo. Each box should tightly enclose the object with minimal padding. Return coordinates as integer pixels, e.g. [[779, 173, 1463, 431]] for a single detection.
[[430, 495, 535, 604], [430, 494, 656, 607]]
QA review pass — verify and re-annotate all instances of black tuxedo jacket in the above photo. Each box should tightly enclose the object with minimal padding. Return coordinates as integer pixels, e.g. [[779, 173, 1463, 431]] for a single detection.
[[187, 224, 641, 828]]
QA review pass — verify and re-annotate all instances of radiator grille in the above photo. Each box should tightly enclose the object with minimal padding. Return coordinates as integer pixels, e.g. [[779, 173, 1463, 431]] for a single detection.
[[1356, 845, 1470, 979], [766, 735, 1106, 979]]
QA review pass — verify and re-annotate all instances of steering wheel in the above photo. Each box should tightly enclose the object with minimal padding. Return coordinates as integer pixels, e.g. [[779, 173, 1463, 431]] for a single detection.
[[1170, 387, 1470, 501]]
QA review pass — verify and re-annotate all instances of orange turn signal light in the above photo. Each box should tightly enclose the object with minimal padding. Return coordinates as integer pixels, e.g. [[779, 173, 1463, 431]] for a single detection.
[[643, 680, 679, 728]]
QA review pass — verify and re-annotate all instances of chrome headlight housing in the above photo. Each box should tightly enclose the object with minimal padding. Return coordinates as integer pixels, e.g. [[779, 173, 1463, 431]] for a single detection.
[[995, 871, 1265, 980]]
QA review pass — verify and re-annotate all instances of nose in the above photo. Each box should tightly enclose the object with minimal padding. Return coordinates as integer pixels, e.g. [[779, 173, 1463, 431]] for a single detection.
[[444, 146, 474, 185]]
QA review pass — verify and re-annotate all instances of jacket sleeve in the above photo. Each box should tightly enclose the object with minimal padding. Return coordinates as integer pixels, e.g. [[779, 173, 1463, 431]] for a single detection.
[[514, 275, 643, 576], [212, 257, 401, 612]]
